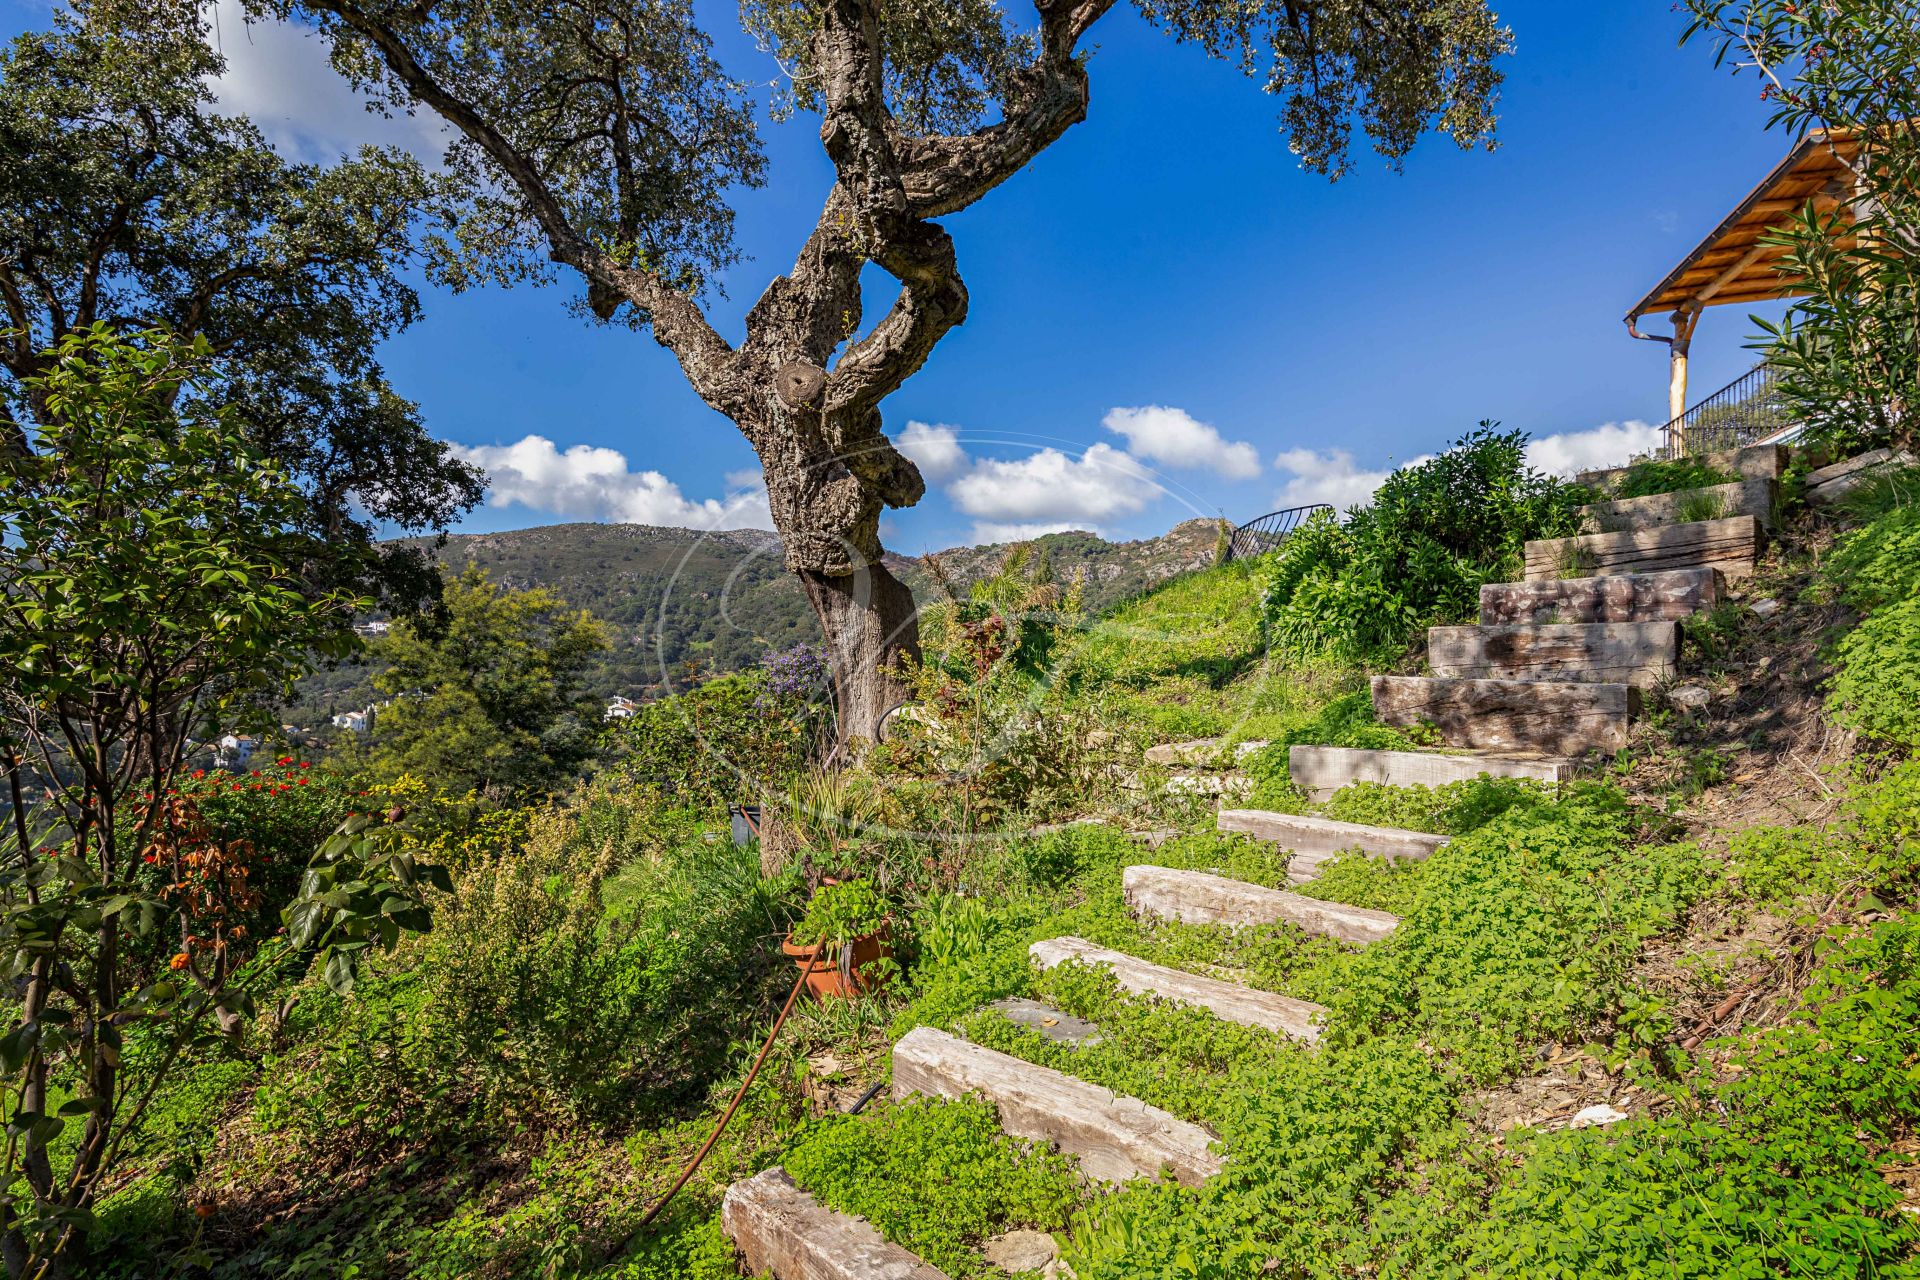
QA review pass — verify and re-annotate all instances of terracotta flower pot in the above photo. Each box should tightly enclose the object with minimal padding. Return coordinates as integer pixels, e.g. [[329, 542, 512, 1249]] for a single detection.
[[782, 924, 893, 1000]]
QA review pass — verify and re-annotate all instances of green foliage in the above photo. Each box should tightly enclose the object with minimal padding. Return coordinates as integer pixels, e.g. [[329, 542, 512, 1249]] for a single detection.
[[1258, 426, 1585, 663], [613, 669, 821, 813], [414, 792, 792, 1123], [1319, 776, 1578, 836], [1685, 0, 1920, 457], [284, 807, 452, 995], [1728, 759, 1920, 908], [1823, 506, 1920, 747], [789, 878, 891, 948], [1609, 456, 1735, 499], [0, 326, 376, 1270], [1461, 917, 1920, 1277], [1241, 692, 1438, 806], [784, 1098, 1081, 1277], [0, 1, 481, 606], [362, 566, 610, 796]]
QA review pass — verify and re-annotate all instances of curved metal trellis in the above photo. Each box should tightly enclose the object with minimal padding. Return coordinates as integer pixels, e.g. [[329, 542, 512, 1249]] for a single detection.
[[1223, 503, 1333, 563]]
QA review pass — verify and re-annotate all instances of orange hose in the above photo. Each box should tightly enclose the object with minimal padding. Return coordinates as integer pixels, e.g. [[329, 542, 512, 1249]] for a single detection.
[[624, 936, 820, 1240]]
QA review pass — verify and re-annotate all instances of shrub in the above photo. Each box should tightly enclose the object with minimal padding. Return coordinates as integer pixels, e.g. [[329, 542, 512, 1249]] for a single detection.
[[1609, 456, 1735, 499], [1461, 916, 1920, 1276], [1823, 506, 1920, 747], [1258, 426, 1585, 663], [613, 667, 822, 813], [417, 789, 794, 1122]]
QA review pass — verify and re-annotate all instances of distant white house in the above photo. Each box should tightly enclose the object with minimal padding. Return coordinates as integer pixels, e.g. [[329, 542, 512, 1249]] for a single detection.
[[215, 734, 256, 772], [353, 620, 391, 638], [331, 705, 377, 734], [604, 695, 639, 721]]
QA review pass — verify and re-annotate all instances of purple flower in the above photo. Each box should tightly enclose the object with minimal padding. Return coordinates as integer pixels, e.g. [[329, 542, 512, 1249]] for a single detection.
[[757, 644, 832, 708]]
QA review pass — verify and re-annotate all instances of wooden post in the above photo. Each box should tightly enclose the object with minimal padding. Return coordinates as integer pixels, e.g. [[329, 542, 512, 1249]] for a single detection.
[[1667, 306, 1701, 452]]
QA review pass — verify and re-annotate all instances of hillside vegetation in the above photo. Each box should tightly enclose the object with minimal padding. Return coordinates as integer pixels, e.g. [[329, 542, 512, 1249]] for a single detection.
[[68, 431, 1920, 1279], [290, 519, 1226, 728]]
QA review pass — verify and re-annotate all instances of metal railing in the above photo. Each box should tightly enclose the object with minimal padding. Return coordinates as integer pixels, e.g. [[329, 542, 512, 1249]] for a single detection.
[[1662, 362, 1796, 458], [1223, 503, 1332, 563]]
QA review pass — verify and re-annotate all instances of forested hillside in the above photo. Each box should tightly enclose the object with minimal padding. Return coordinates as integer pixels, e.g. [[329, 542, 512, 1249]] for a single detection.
[[288, 518, 1226, 725]]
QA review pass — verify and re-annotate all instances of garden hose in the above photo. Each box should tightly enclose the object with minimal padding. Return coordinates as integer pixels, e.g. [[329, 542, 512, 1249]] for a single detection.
[[623, 935, 820, 1242]]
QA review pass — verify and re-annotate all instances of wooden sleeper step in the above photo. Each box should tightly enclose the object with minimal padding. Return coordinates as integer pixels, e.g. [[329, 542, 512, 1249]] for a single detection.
[[892, 1027, 1223, 1185], [1479, 569, 1723, 625], [723, 1167, 951, 1280], [1576, 443, 1786, 493], [1426, 621, 1680, 688], [1577, 477, 1776, 534], [1029, 935, 1325, 1042], [1287, 744, 1575, 799], [1373, 675, 1641, 756], [1216, 809, 1448, 882], [1123, 864, 1400, 944], [1523, 515, 1764, 582]]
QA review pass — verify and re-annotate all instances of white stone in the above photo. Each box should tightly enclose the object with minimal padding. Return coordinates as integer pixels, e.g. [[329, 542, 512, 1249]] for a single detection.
[[1750, 598, 1781, 618], [984, 1230, 1059, 1274], [1571, 1103, 1628, 1128], [1668, 685, 1711, 710]]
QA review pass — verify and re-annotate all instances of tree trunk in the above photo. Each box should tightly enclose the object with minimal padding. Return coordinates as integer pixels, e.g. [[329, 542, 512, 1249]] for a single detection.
[[799, 555, 920, 746]]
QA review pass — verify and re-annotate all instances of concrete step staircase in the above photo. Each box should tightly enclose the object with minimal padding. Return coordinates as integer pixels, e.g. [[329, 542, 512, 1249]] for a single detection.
[[1427, 621, 1679, 687], [1374, 465, 1775, 759], [1217, 809, 1446, 883], [722, 451, 1813, 1275], [1124, 863, 1399, 943], [1480, 568, 1724, 625], [1030, 935, 1325, 1042], [724, 1168, 952, 1279], [892, 1026, 1224, 1185]]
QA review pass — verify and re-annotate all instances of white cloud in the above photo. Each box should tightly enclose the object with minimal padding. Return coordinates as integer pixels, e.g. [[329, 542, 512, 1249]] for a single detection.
[[948, 442, 1162, 536], [895, 421, 972, 484], [454, 435, 772, 530], [1525, 421, 1664, 478], [204, 0, 447, 163], [1102, 405, 1261, 480], [1271, 447, 1407, 512]]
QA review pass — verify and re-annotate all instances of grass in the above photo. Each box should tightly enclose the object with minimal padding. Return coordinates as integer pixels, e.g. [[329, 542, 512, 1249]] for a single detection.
[[1062, 560, 1365, 742]]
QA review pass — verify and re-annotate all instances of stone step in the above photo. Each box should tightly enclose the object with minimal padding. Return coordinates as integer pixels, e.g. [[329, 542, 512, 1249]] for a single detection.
[[989, 997, 1106, 1047], [1373, 675, 1640, 756], [1287, 744, 1574, 799], [1805, 447, 1917, 505], [1577, 477, 1776, 534], [1122, 864, 1400, 945], [1216, 809, 1448, 882], [891, 1027, 1222, 1185], [1029, 935, 1325, 1042], [1523, 516, 1764, 583], [1427, 621, 1680, 688], [1576, 443, 1786, 493], [723, 1167, 951, 1280], [1479, 568, 1724, 625], [1144, 738, 1268, 768]]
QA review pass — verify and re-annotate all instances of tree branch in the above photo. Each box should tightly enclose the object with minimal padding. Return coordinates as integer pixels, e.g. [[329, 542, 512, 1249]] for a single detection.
[[300, 0, 748, 414]]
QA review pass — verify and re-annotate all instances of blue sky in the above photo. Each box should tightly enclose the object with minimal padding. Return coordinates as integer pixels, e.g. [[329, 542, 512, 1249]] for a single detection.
[[8, 1, 1797, 550]]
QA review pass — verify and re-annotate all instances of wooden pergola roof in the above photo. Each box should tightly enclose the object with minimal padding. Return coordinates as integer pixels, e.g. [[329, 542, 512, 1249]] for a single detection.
[[1627, 129, 1861, 322]]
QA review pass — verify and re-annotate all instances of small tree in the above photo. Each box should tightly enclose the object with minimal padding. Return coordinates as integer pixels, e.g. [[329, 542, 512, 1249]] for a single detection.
[[262, 0, 1512, 740], [1, 0, 483, 609], [364, 567, 611, 796], [1684, 1, 1919, 454], [0, 328, 439, 1278]]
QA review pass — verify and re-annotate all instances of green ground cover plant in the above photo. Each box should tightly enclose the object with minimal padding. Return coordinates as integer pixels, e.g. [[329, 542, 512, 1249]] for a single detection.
[[1822, 505, 1920, 748], [1608, 456, 1736, 500]]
